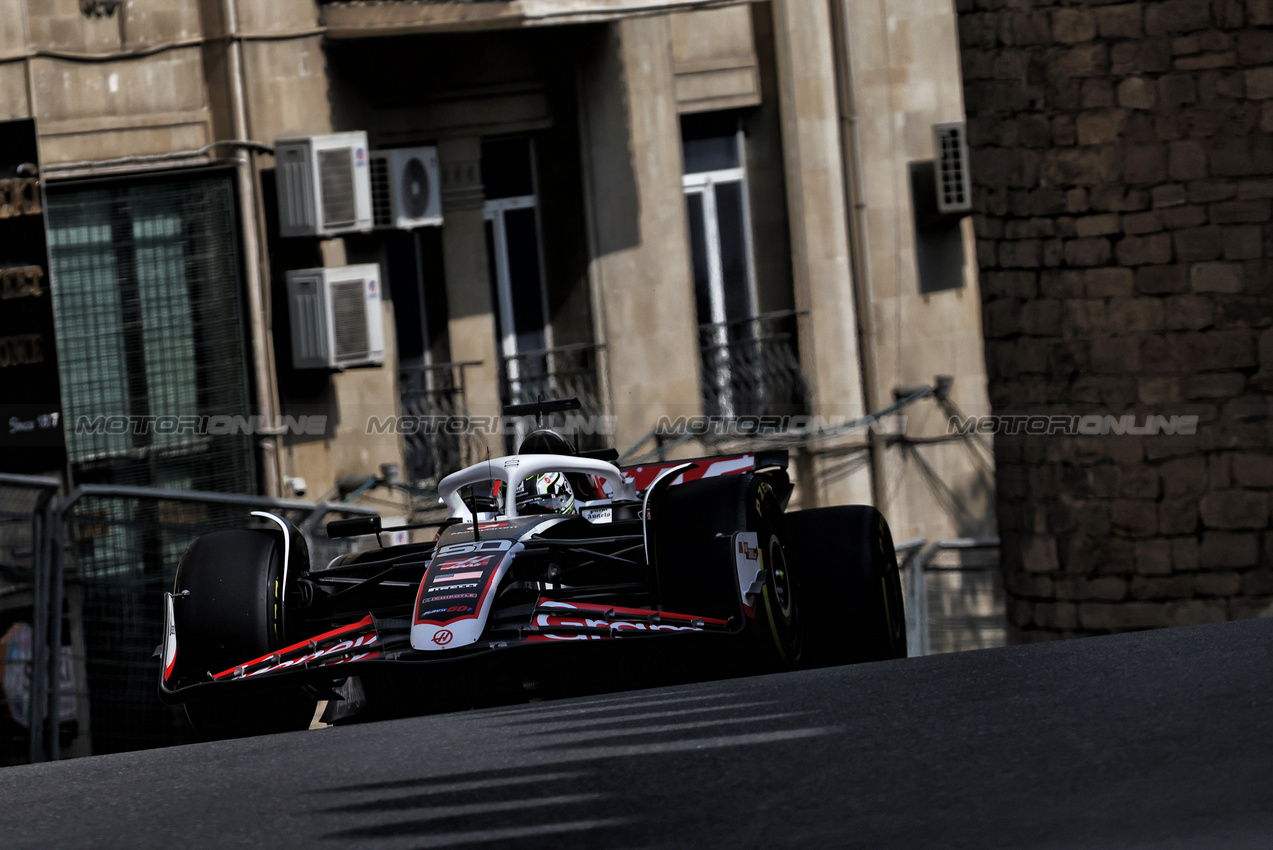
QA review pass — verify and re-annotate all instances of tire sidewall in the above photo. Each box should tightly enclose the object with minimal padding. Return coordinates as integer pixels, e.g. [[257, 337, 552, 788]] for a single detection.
[[171, 528, 314, 738], [786, 505, 907, 665], [870, 509, 907, 660], [172, 529, 285, 678]]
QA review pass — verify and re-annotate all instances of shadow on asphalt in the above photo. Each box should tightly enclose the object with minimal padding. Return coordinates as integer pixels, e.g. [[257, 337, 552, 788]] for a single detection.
[[312, 690, 840, 847]]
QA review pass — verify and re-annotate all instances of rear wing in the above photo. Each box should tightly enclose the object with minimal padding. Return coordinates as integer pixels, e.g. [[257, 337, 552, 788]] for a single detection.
[[620, 450, 788, 495]]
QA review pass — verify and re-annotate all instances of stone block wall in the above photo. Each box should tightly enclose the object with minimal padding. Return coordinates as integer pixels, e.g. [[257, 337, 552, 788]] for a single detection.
[[956, 0, 1273, 640]]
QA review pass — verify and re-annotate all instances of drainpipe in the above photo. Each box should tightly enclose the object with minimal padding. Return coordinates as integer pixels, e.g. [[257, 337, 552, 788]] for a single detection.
[[21, 3, 36, 125], [828, 0, 887, 513], [224, 0, 282, 497]]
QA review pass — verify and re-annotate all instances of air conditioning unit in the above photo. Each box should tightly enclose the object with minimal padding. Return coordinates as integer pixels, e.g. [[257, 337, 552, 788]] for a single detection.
[[370, 147, 443, 230], [286, 265, 385, 370], [275, 132, 373, 237], [933, 122, 972, 216]]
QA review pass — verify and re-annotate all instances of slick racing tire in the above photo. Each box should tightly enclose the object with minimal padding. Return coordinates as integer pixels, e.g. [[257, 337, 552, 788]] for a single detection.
[[657, 474, 801, 669], [785, 506, 906, 666], [173, 529, 315, 740]]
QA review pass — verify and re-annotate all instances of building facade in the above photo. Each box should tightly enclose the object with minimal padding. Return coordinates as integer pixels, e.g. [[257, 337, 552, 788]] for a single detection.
[[2, 0, 994, 546]]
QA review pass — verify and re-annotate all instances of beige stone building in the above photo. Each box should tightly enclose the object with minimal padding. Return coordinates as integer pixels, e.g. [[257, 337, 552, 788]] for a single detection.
[[3, 0, 994, 544]]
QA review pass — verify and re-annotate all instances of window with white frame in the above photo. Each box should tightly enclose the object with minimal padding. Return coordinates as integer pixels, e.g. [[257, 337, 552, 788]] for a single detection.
[[682, 113, 757, 417]]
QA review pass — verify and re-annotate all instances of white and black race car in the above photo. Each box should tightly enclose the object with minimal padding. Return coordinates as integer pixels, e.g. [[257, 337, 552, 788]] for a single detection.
[[159, 399, 906, 738]]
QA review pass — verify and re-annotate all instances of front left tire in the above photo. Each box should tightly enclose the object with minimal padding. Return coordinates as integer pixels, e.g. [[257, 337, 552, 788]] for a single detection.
[[172, 529, 316, 739]]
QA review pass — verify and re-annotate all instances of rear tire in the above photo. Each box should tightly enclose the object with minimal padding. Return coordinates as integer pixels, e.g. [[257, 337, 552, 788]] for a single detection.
[[786, 506, 906, 666], [173, 529, 315, 739]]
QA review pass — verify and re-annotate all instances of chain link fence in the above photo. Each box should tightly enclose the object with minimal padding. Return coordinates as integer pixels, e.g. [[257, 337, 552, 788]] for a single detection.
[[1, 476, 376, 764]]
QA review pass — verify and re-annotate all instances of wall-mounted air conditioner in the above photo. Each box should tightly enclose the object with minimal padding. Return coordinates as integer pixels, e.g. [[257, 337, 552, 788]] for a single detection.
[[275, 132, 373, 237], [287, 264, 385, 370], [370, 146, 443, 230], [933, 122, 972, 216]]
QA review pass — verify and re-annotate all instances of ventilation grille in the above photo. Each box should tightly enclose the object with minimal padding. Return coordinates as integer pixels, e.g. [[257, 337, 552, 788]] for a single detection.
[[369, 154, 392, 228], [934, 122, 971, 215], [331, 279, 369, 360], [291, 281, 325, 362], [279, 147, 316, 231], [318, 147, 356, 229]]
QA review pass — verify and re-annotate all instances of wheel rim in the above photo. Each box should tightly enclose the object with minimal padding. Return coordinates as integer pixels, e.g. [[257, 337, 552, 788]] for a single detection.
[[768, 536, 794, 619], [759, 532, 800, 664]]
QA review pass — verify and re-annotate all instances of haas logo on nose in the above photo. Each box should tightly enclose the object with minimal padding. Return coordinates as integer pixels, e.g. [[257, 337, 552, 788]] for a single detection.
[[432, 630, 454, 646]]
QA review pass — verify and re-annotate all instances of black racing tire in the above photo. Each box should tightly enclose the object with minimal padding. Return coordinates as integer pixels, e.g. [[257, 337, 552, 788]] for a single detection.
[[656, 474, 801, 669], [786, 506, 906, 666], [173, 529, 315, 739]]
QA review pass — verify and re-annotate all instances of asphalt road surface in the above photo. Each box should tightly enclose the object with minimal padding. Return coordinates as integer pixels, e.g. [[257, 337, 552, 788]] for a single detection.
[[2, 617, 1271, 849]]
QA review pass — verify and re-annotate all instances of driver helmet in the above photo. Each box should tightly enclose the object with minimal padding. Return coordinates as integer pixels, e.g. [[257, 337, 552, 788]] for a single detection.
[[513, 471, 576, 515]]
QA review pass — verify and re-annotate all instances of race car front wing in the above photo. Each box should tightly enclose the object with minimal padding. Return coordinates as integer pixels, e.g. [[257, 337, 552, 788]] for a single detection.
[[158, 592, 738, 703]]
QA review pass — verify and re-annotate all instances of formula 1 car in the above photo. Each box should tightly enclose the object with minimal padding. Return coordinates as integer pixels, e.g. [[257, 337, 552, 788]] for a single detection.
[[158, 399, 906, 738]]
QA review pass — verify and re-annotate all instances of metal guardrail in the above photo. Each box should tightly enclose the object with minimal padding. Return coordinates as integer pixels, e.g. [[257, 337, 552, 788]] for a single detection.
[[894, 537, 927, 659], [905, 537, 1003, 657], [0, 474, 62, 765]]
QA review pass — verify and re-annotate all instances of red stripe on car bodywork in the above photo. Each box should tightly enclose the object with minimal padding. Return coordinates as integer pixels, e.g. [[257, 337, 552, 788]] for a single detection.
[[212, 614, 375, 679], [538, 599, 729, 625], [621, 454, 756, 493]]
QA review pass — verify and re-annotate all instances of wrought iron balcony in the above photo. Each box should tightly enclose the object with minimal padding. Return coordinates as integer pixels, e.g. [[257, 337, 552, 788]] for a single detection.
[[698, 310, 809, 419], [501, 342, 608, 452], [398, 360, 485, 485]]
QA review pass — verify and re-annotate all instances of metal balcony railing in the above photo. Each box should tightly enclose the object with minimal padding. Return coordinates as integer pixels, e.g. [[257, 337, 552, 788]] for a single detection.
[[398, 360, 485, 485], [501, 343, 609, 452], [698, 310, 809, 419]]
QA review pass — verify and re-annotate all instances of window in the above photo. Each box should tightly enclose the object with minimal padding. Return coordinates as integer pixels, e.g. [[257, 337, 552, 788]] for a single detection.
[[386, 226, 448, 370], [46, 172, 255, 493], [682, 113, 758, 417]]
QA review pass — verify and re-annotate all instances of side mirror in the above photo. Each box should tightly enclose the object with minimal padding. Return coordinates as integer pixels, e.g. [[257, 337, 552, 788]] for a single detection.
[[326, 516, 381, 539]]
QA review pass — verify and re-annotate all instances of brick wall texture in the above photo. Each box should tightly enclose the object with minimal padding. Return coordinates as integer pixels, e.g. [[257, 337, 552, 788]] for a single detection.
[[957, 0, 1273, 640]]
